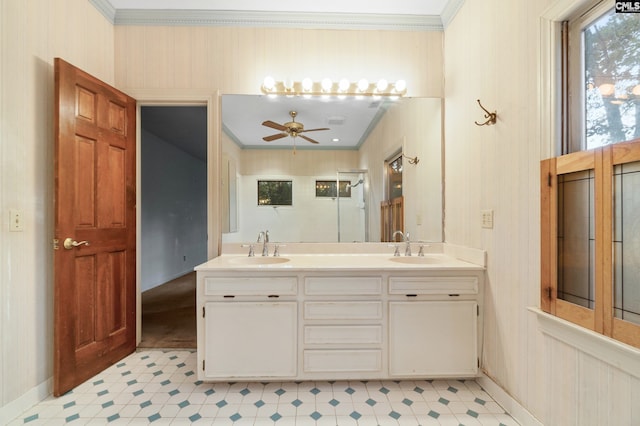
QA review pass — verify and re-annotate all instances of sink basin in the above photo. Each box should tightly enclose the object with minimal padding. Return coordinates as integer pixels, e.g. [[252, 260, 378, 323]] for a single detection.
[[389, 255, 445, 264], [229, 256, 290, 265]]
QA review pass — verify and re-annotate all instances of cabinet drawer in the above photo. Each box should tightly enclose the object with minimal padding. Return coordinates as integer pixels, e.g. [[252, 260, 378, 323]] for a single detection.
[[304, 349, 382, 372], [389, 276, 478, 295], [304, 325, 383, 345], [304, 301, 383, 320], [204, 276, 297, 296], [305, 276, 382, 296]]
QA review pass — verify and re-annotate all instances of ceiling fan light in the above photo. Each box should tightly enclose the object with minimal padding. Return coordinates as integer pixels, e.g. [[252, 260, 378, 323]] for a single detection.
[[357, 79, 369, 92], [338, 78, 350, 92], [376, 79, 388, 92], [302, 78, 313, 92], [263, 76, 276, 91], [395, 79, 407, 93], [321, 78, 333, 92]]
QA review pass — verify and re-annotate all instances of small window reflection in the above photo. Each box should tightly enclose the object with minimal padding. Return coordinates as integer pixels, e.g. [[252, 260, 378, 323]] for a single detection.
[[257, 180, 292, 206]]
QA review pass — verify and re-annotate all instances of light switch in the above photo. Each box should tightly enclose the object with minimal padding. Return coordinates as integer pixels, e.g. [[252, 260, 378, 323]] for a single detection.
[[481, 209, 494, 229], [9, 209, 24, 232]]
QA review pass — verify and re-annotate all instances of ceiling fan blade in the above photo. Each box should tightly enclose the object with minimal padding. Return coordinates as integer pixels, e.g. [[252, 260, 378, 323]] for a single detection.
[[262, 120, 287, 131], [263, 133, 288, 142], [299, 134, 320, 144], [299, 127, 330, 133]]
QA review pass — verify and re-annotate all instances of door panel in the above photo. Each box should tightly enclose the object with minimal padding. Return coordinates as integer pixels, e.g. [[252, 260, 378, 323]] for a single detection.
[[54, 58, 136, 396]]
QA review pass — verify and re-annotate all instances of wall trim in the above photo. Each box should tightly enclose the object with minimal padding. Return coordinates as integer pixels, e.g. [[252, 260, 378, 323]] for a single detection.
[[88, 0, 116, 24], [112, 9, 443, 31], [440, 0, 465, 28], [477, 373, 543, 426], [0, 378, 51, 425], [530, 307, 640, 378]]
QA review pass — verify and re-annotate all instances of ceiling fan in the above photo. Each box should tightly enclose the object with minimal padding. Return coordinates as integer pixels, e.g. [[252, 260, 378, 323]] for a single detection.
[[262, 111, 330, 145]]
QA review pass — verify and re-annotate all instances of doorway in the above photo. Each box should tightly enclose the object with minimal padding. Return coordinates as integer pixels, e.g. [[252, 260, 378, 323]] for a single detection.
[[139, 105, 208, 348], [336, 169, 369, 242]]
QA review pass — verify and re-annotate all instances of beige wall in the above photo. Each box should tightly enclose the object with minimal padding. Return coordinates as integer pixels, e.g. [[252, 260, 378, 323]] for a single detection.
[[0, 0, 115, 418], [3, 1, 639, 424], [444, 0, 640, 425], [114, 26, 443, 97]]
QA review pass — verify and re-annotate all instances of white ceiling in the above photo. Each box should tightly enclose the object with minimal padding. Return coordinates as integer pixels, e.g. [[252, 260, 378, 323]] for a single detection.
[[106, 0, 450, 16]]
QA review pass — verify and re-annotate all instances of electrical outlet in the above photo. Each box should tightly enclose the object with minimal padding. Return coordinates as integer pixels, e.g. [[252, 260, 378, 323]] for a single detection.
[[481, 209, 494, 229], [9, 209, 24, 232]]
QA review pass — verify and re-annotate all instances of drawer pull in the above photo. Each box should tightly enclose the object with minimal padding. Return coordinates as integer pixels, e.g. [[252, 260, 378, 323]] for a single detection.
[[223, 295, 235, 298], [449, 294, 460, 297], [406, 294, 417, 297], [268, 295, 280, 298]]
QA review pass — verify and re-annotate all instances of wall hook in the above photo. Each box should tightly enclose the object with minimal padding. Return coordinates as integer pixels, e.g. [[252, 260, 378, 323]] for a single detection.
[[402, 154, 419, 165], [474, 99, 497, 126]]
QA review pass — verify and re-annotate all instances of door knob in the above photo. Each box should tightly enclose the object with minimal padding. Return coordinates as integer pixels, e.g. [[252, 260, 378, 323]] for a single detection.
[[63, 238, 89, 250]]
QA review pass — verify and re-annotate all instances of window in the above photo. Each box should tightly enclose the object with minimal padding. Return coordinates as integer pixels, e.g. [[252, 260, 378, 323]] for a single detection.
[[257, 180, 292, 206], [565, 3, 640, 153], [315, 180, 352, 198], [541, 140, 640, 349], [386, 154, 403, 200]]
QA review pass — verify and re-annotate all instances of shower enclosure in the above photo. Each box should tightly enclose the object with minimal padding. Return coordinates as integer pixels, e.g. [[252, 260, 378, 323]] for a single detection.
[[337, 169, 369, 242]]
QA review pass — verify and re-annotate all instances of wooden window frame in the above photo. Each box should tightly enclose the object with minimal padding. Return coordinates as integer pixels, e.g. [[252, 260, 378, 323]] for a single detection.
[[541, 138, 640, 349]]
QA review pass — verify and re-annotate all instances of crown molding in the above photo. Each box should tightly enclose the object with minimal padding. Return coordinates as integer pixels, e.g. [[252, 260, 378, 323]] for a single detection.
[[111, 9, 443, 31], [89, 0, 116, 24], [440, 0, 465, 28]]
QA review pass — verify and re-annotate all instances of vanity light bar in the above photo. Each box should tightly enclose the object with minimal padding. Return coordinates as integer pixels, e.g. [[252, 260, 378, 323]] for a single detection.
[[261, 77, 407, 97]]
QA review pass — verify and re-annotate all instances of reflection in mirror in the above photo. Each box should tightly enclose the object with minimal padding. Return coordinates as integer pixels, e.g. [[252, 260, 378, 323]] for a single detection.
[[220, 95, 443, 243]]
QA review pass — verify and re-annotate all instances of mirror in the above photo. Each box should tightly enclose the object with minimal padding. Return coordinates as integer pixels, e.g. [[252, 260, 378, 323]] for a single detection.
[[221, 95, 443, 243]]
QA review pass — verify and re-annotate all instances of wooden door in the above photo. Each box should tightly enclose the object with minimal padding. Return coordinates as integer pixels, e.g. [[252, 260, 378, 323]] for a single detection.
[[53, 58, 137, 396]]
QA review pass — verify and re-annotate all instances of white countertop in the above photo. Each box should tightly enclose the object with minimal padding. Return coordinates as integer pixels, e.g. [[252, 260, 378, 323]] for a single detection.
[[195, 252, 484, 272]]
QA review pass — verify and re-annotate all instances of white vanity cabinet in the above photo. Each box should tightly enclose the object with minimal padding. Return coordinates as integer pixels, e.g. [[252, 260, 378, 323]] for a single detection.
[[196, 256, 484, 382], [388, 276, 480, 377], [389, 276, 480, 377], [199, 276, 298, 380], [302, 276, 384, 378]]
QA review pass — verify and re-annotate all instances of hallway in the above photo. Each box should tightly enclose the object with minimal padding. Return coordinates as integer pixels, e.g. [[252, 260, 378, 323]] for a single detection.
[[139, 273, 197, 349]]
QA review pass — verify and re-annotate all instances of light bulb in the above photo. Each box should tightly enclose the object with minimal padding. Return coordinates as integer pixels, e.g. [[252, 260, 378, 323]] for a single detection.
[[263, 76, 275, 91], [338, 79, 350, 92], [321, 78, 333, 92], [302, 78, 313, 92], [357, 79, 369, 92], [376, 79, 388, 92], [395, 79, 407, 92]]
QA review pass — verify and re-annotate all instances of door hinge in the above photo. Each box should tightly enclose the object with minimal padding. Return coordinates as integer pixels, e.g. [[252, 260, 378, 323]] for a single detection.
[[478, 358, 480, 368], [547, 287, 553, 300], [477, 305, 480, 316], [202, 360, 205, 371], [547, 173, 553, 187], [202, 307, 205, 318], [53, 239, 60, 250]]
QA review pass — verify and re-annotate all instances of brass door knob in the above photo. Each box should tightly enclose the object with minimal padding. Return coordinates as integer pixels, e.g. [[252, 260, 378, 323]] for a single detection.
[[63, 238, 89, 250]]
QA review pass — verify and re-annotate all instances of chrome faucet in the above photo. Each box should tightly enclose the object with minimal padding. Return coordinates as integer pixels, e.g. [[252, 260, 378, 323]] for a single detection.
[[257, 230, 270, 256], [392, 230, 411, 256]]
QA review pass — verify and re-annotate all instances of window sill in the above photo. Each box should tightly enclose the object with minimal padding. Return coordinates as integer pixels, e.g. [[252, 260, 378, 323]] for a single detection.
[[529, 307, 640, 379]]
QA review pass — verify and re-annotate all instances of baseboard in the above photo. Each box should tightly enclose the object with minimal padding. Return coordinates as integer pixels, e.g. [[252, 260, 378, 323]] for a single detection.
[[477, 373, 543, 426], [0, 378, 51, 425]]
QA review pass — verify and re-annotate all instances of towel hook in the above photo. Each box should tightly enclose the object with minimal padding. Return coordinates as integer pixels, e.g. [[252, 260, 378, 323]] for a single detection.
[[474, 99, 497, 126]]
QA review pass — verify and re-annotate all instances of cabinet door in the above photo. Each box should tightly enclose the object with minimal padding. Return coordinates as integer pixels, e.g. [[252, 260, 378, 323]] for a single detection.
[[389, 301, 477, 377], [203, 302, 297, 379]]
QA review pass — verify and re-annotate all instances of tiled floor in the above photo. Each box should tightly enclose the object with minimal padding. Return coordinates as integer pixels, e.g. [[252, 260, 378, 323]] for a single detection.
[[10, 350, 519, 425]]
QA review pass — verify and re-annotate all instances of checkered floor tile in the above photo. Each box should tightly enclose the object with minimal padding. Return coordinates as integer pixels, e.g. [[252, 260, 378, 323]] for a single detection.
[[9, 350, 520, 425]]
